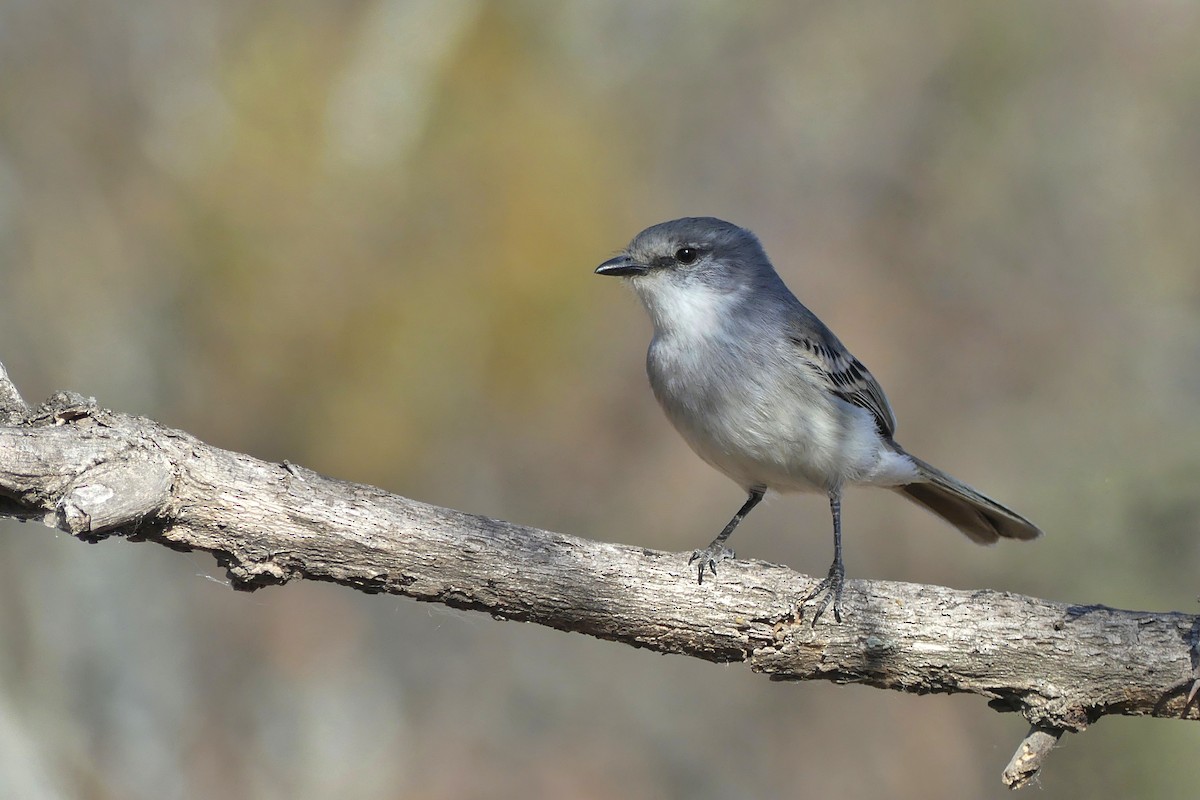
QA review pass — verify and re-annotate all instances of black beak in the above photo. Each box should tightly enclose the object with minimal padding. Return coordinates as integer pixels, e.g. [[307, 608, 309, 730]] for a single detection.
[[595, 255, 649, 277]]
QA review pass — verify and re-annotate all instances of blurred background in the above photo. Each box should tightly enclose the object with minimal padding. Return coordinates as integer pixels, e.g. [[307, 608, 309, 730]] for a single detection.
[[2, 1, 1200, 797]]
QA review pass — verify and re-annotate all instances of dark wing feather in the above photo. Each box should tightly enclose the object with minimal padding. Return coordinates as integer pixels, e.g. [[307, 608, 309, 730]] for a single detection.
[[787, 325, 897, 438]]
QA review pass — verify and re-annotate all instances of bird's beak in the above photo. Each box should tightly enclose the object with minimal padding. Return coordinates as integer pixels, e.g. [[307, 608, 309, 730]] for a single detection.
[[595, 254, 648, 277]]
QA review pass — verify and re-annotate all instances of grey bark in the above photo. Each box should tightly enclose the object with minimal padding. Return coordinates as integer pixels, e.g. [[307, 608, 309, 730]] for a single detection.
[[0, 364, 1197, 789]]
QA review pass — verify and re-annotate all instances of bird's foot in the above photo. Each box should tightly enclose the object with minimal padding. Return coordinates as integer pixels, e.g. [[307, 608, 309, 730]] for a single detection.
[[801, 560, 846, 626], [688, 544, 735, 584]]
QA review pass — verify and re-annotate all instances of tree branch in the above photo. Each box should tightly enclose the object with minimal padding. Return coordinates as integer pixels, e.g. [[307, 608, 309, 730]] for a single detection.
[[1, 363, 1196, 789], [0, 361, 27, 422]]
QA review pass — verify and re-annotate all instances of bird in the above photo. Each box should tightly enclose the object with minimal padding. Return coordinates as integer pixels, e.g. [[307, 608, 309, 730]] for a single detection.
[[595, 217, 1042, 624]]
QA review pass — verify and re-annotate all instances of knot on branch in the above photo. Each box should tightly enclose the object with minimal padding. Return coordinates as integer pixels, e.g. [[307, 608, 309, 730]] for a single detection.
[[223, 555, 292, 591], [55, 453, 173, 539]]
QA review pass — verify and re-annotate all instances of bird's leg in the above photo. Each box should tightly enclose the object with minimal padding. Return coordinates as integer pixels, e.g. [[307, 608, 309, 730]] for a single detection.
[[689, 487, 765, 584], [803, 490, 846, 625]]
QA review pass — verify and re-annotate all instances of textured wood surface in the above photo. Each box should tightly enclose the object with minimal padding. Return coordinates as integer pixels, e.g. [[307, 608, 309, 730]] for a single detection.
[[1, 363, 1197, 788]]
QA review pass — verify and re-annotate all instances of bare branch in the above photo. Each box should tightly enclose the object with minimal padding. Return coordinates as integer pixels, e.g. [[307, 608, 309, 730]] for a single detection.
[[1, 364, 1197, 787], [0, 361, 27, 421], [1002, 726, 1064, 789]]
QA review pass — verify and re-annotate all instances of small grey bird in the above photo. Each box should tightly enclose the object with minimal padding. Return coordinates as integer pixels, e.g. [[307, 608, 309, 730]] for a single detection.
[[596, 217, 1041, 623]]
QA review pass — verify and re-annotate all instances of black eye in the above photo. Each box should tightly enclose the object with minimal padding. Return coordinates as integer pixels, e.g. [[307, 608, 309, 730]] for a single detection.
[[675, 247, 699, 265]]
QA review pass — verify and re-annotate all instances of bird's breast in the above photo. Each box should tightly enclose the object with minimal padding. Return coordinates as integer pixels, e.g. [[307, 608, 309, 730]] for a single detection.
[[646, 332, 889, 493]]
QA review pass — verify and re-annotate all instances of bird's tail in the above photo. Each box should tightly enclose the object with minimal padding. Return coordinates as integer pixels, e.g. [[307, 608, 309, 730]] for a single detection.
[[892, 450, 1042, 544]]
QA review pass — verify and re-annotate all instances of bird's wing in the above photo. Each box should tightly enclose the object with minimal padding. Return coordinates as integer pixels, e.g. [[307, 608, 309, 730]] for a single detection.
[[786, 324, 897, 438]]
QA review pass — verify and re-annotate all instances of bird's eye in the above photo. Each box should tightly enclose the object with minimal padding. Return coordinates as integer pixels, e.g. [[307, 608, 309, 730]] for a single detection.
[[675, 247, 699, 265]]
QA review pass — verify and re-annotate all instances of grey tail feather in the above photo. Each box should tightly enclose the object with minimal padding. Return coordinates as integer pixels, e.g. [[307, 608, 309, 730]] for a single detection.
[[892, 449, 1042, 544]]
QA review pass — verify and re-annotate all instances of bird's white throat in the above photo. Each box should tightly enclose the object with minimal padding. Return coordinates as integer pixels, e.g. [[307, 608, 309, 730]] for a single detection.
[[632, 275, 743, 340]]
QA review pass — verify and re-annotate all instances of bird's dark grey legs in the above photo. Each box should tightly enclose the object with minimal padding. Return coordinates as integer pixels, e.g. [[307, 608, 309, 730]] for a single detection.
[[688, 486, 765, 584], [803, 489, 846, 625]]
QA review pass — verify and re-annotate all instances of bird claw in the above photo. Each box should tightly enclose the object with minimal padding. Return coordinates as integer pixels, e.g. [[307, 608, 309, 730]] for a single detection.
[[802, 561, 846, 626], [688, 545, 735, 584]]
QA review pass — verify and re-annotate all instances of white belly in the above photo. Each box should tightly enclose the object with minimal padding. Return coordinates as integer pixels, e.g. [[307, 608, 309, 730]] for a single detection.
[[647, 333, 917, 493]]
